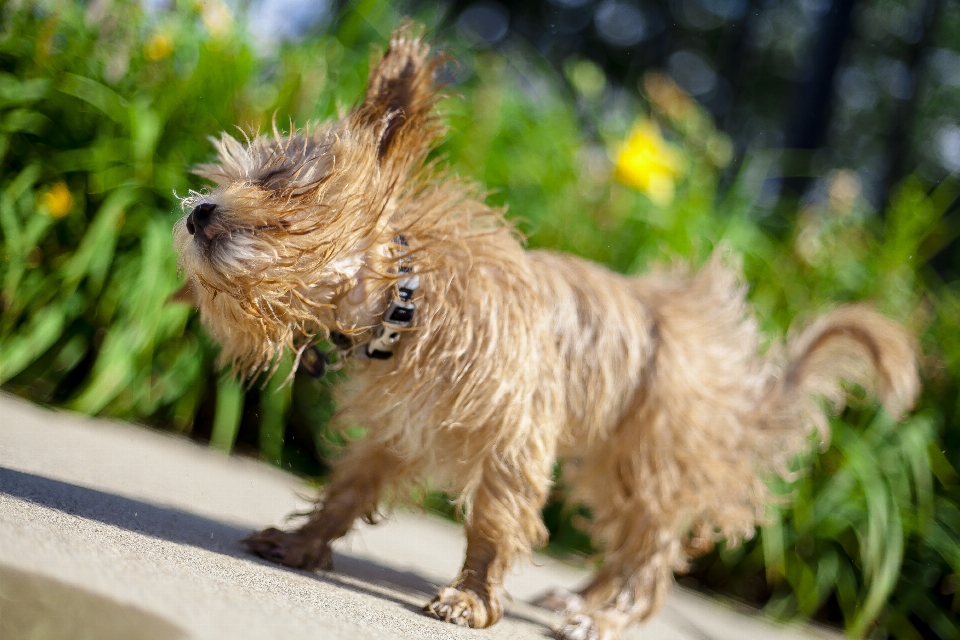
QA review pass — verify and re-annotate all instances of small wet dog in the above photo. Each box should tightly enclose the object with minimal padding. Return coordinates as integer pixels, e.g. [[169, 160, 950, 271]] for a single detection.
[[174, 23, 920, 640]]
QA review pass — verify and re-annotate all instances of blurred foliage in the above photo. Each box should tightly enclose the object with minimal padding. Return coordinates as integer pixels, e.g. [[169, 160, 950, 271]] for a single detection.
[[1, 1, 958, 638]]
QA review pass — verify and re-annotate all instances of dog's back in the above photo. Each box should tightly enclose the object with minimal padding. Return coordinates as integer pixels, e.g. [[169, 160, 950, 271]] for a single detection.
[[532, 247, 919, 631]]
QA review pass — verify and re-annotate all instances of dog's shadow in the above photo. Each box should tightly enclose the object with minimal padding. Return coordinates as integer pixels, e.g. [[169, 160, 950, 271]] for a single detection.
[[0, 466, 551, 630]]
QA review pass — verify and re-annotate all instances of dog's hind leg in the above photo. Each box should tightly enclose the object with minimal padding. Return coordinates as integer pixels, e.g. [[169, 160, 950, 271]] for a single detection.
[[243, 440, 409, 571], [554, 518, 682, 640], [426, 455, 553, 628], [549, 414, 702, 640]]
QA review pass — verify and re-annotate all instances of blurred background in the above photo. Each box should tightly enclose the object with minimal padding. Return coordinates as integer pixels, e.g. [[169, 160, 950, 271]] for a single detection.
[[0, 0, 957, 637]]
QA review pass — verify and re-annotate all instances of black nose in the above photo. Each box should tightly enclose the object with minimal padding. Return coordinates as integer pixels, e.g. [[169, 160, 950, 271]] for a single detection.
[[185, 203, 217, 236]]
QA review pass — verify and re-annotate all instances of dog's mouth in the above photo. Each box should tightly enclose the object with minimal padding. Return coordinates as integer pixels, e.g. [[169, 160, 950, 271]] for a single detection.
[[193, 223, 219, 242], [193, 224, 284, 244], [185, 202, 287, 250]]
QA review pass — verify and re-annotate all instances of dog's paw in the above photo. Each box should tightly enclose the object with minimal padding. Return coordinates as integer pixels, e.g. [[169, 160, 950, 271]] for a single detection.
[[241, 527, 332, 571], [424, 586, 497, 628], [534, 588, 585, 615], [556, 613, 600, 640]]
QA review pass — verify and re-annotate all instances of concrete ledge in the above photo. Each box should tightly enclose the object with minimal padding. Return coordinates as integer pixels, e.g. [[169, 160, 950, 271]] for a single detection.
[[0, 393, 840, 639]]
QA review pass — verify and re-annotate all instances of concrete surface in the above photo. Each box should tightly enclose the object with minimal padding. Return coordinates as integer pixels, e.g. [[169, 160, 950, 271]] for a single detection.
[[0, 393, 840, 639]]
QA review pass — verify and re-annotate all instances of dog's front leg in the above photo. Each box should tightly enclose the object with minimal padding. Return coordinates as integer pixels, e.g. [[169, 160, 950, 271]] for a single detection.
[[426, 458, 551, 628], [244, 444, 406, 571], [426, 521, 505, 628]]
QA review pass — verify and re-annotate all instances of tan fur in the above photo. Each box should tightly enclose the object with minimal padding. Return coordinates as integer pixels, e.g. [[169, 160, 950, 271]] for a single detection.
[[173, 23, 921, 639]]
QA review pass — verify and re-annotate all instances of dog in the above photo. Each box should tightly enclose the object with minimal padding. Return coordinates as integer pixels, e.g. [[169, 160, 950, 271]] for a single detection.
[[173, 23, 920, 640]]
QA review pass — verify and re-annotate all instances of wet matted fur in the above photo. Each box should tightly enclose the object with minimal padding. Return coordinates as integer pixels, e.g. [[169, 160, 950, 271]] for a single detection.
[[173, 23, 921, 640]]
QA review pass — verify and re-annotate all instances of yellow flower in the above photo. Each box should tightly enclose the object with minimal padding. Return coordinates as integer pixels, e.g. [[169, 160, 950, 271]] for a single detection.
[[614, 120, 685, 205], [41, 182, 72, 218], [145, 33, 173, 61]]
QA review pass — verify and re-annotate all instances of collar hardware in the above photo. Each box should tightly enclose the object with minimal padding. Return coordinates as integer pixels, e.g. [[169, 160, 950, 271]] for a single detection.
[[365, 293, 416, 359]]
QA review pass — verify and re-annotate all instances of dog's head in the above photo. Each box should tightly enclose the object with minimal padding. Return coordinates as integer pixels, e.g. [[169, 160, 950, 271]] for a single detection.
[[174, 23, 445, 377]]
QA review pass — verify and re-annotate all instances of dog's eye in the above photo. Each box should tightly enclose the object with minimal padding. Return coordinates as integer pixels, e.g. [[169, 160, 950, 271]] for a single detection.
[[258, 167, 288, 188]]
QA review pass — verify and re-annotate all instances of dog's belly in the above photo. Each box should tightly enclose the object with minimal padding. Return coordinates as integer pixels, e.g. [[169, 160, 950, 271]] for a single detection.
[[333, 247, 661, 490], [526, 250, 658, 450]]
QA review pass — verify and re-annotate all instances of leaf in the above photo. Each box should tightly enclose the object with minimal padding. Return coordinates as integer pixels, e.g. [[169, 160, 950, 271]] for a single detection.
[[910, 591, 960, 640], [897, 416, 937, 532], [0, 73, 49, 107], [2, 162, 41, 211], [130, 99, 161, 174], [57, 73, 129, 126], [60, 187, 137, 293], [851, 486, 905, 637], [210, 375, 244, 453], [0, 304, 65, 383], [2, 108, 49, 134], [259, 355, 293, 465], [761, 510, 786, 582], [70, 325, 138, 414]]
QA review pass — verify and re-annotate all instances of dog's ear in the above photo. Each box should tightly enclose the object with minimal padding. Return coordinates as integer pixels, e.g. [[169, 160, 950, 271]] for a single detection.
[[352, 20, 446, 165]]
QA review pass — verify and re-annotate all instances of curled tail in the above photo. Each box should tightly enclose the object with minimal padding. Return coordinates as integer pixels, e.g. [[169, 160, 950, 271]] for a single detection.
[[779, 305, 920, 441]]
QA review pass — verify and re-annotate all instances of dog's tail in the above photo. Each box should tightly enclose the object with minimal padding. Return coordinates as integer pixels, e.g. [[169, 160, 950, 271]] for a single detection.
[[772, 305, 920, 442]]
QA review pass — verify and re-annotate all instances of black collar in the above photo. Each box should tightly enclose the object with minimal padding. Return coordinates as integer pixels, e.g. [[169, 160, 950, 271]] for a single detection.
[[300, 235, 416, 378]]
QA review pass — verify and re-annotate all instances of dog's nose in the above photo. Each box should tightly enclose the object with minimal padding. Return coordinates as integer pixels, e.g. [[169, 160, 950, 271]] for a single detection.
[[185, 203, 217, 237]]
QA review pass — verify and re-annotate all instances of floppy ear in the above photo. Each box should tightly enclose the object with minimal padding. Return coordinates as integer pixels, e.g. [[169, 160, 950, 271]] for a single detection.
[[351, 21, 446, 165]]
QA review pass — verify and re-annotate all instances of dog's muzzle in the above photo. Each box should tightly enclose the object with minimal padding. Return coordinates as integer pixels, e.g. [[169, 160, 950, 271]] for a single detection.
[[185, 203, 217, 242]]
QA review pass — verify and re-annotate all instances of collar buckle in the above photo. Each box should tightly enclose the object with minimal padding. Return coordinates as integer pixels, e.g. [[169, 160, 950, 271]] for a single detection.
[[366, 275, 418, 360]]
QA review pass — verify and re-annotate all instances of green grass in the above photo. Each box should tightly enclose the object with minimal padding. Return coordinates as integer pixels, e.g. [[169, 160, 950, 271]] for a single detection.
[[1, 2, 958, 637]]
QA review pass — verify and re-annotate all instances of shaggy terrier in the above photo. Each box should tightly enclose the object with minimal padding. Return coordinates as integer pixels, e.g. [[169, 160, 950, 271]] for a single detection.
[[173, 23, 920, 640]]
